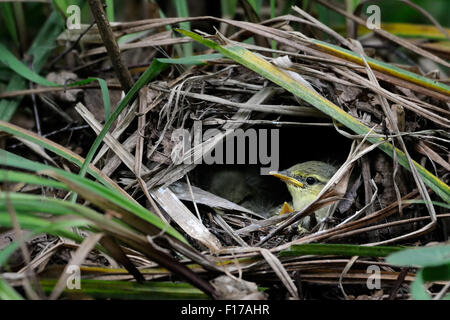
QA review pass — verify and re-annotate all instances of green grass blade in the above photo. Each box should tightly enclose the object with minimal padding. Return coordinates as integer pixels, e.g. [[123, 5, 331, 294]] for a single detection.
[[354, 23, 450, 41], [26, 12, 63, 72], [311, 39, 450, 96], [0, 193, 128, 235], [0, 42, 60, 86], [0, 193, 137, 241], [0, 150, 156, 233], [280, 243, 405, 257], [97, 77, 111, 120], [0, 125, 117, 192], [270, 0, 276, 18], [247, 0, 263, 13], [0, 3, 19, 46], [39, 279, 208, 299], [0, 169, 67, 190], [0, 43, 111, 119], [0, 152, 187, 244], [0, 75, 26, 121], [75, 59, 167, 181], [157, 53, 223, 65], [221, 0, 238, 18], [174, 0, 193, 57], [0, 278, 23, 300], [0, 12, 63, 121], [177, 29, 450, 204], [0, 194, 91, 217], [0, 192, 208, 295], [410, 269, 431, 300], [0, 212, 88, 266], [52, 0, 69, 17], [105, 0, 115, 22], [45, 170, 188, 244]]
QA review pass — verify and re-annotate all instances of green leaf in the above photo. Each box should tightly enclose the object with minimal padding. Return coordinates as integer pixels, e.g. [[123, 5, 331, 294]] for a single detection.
[[408, 266, 450, 301], [280, 243, 405, 257], [386, 244, 450, 267], [410, 269, 431, 300], [0, 149, 187, 245], [422, 264, 450, 282]]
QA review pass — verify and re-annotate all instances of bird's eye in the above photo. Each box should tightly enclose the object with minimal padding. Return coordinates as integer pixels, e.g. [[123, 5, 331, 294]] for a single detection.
[[306, 177, 316, 185]]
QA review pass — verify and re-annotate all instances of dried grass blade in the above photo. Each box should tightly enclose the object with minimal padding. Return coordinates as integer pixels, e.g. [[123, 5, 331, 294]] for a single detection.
[[260, 248, 299, 299], [151, 187, 222, 252], [49, 233, 104, 300]]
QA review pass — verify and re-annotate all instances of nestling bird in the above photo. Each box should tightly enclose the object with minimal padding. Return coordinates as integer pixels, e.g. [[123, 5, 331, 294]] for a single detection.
[[270, 161, 337, 229]]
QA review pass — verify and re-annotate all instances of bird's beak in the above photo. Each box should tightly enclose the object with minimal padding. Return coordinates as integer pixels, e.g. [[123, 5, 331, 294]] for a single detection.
[[269, 171, 304, 188]]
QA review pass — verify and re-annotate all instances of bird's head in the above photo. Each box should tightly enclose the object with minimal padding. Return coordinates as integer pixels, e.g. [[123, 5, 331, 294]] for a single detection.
[[270, 161, 337, 211]]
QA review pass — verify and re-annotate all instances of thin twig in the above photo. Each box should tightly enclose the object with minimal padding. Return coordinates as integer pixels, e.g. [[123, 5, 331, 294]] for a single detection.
[[389, 267, 409, 300], [88, 0, 134, 92]]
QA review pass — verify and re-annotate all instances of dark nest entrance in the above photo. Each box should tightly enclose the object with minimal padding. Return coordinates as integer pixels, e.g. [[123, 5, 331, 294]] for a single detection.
[[191, 123, 352, 218]]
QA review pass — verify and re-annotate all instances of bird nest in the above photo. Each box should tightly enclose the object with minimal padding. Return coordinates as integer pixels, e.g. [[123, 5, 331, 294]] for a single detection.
[[87, 49, 447, 255]]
